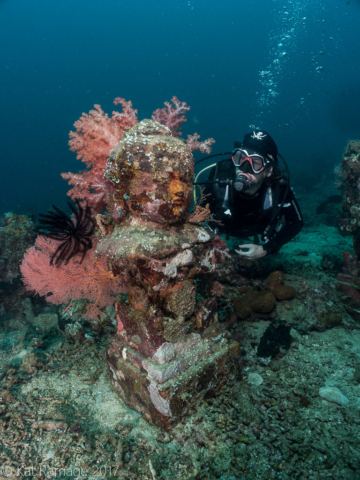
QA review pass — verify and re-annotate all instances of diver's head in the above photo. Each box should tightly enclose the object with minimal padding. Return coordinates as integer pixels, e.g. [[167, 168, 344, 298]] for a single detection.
[[232, 130, 278, 173], [232, 131, 278, 195], [241, 130, 278, 164]]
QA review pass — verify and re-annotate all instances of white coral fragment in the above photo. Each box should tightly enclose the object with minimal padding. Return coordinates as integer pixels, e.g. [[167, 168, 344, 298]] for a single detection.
[[319, 387, 349, 407]]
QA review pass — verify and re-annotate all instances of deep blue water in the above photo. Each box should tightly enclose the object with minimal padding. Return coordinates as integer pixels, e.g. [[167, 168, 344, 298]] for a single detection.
[[1, 0, 360, 216]]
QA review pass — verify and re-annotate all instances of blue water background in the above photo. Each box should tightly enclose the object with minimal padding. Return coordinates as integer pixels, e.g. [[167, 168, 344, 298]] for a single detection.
[[1, 0, 360, 216]]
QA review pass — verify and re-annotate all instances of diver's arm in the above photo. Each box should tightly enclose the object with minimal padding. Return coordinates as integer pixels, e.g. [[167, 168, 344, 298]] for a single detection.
[[262, 189, 303, 255]]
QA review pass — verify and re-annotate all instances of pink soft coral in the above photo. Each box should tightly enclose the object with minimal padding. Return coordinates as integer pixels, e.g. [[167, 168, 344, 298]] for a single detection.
[[152, 96, 215, 152], [151, 96, 190, 137], [61, 99, 138, 212], [186, 133, 215, 154]]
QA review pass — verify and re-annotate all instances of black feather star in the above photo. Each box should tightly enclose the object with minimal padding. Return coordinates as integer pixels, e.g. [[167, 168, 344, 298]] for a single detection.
[[37, 199, 95, 267]]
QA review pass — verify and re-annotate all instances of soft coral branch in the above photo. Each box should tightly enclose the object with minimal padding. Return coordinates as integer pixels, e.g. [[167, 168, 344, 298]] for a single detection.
[[61, 99, 138, 212], [186, 133, 215, 154], [151, 96, 190, 137], [152, 97, 215, 153]]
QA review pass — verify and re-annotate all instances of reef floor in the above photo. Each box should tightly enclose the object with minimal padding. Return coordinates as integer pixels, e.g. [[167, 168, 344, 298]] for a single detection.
[[1, 190, 360, 479]]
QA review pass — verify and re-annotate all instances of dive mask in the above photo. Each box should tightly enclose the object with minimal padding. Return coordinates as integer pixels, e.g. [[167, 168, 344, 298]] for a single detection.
[[232, 149, 269, 174]]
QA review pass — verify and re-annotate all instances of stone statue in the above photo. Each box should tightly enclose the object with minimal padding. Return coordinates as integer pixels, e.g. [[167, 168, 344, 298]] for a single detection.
[[96, 119, 239, 430]]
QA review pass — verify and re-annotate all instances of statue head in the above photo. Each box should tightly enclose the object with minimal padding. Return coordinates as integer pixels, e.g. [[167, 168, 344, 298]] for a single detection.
[[105, 119, 194, 225]]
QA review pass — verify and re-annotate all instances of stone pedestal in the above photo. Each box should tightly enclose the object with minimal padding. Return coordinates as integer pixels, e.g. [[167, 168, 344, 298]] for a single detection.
[[106, 333, 239, 431]]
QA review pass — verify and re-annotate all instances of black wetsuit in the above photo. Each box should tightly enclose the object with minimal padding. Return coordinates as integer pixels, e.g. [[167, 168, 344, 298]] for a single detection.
[[204, 159, 303, 254]]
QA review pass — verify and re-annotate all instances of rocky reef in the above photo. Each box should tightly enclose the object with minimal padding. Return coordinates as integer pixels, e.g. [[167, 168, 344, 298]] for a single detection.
[[0, 212, 35, 285], [0, 212, 36, 328], [335, 140, 360, 312], [335, 140, 360, 243]]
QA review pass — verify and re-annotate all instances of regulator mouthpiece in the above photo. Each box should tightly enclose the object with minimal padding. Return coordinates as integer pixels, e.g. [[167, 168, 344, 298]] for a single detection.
[[233, 175, 251, 192]]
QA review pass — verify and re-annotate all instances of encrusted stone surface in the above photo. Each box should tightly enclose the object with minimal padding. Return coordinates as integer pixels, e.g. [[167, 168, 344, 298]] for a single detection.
[[151, 342, 176, 364], [163, 280, 196, 319], [149, 333, 204, 365], [106, 339, 239, 431], [105, 119, 194, 226], [142, 343, 211, 384], [174, 333, 203, 357], [195, 297, 218, 333], [98, 120, 238, 429], [96, 222, 213, 262]]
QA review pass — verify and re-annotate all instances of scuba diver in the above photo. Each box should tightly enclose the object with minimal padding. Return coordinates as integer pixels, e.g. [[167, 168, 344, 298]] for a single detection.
[[194, 130, 303, 260]]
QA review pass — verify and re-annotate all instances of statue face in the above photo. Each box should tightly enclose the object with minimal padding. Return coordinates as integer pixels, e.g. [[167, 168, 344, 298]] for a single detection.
[[155, 170, 192, 223], [132, 157, 193, 224], [168, 172, 191, 216], [108, 120, 194, 226]]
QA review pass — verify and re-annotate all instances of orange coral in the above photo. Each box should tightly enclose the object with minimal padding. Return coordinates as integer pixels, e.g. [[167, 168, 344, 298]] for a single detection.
[[188, 187, 212, 224], [188, 203, 212, 224], [268, 271, 296, 300]]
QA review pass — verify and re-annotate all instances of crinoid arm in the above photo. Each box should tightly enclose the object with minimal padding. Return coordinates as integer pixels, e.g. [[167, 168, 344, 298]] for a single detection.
[[36, 199, 95, 267]]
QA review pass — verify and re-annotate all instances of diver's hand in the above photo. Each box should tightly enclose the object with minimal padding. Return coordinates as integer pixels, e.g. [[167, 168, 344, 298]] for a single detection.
[[235, 244, 267, 260]]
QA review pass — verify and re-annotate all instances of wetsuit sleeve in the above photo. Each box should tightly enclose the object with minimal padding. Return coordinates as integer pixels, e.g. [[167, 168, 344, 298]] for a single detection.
[[263, 188, 303, 255]]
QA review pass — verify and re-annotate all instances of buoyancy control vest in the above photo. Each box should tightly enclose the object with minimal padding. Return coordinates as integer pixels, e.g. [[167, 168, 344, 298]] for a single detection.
[[202, 158, 287, 240]]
